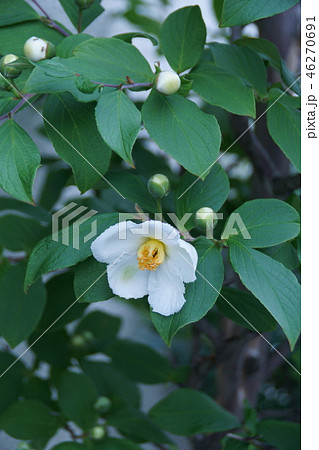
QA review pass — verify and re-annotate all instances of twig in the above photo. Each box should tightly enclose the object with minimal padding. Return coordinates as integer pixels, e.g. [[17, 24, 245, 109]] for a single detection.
[[0, 94, 35, 121], [77, 8, 83, 33], [226, 433, 274, 448], [75, 75, 153, 91], [31, 0, 70, 37]]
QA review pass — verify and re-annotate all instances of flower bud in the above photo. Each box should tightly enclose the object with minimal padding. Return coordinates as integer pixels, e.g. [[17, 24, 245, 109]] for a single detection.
[[195, 207, 217, 231], [90, 426, 106, 440], [94, 396, 112, 413], [76, 75, 97, 94], [23, 36, 56, 62], [0, 54, 22, 79], [148, 174, 170, 198], [155, 71, 181, 95], [75, 0, 94, 9]]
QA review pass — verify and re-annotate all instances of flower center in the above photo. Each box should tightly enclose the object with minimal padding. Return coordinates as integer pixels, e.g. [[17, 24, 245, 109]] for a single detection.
[[137, 239, 165, 271]]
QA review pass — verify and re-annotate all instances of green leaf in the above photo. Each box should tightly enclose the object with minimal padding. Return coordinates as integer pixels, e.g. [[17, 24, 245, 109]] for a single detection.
[[81, 360, 140, 409], [223, 199, 300, 248], [108, 407, 171, 444], [217, 287, 277, 332], [56, 371, 98, 430], [30, 329, 71, 368], [0, 20, 64, 55], [0, 119, 40, 203], [263, 242, 300, 270], [0, 214, 48, 251], [66, 37, 154, 84], [93, 438, 142, 450], [175, 163, 229, 228], [0, 399, 62, 440], [95, 91, 141, 165], [267, 88, 301, 171], [257, 420, 300, 450], [106, 339, 176, 384], [24, 213, 118, 290], [220, 0, 299, 27], [150, 388, 240, 435], [113, 32, 158, 46], [161, 6, 206, 73], [0, 262, 46, 348], [229, 241, 301, 348], [0, 0, 39, 27], [38, 167, 70, 211], [0, 197, 49, 222], [51, 444, 89, 450], [43, 92, 112, 192], [189, 64, 256, 117], [58, 0, 104, 30], [0, 352, 24, 415], [209, 43, 267, 97], [142, 90, 221, 178], [152, 238, 224, 346], [74, 257, 113, 303], [56, 34, 92, 58]]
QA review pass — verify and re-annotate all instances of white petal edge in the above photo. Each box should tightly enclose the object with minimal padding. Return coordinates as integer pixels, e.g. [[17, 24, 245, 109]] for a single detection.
[[147, 259, 186, 316], [107, 252, 149, 299], [169, 239, 198, 283]]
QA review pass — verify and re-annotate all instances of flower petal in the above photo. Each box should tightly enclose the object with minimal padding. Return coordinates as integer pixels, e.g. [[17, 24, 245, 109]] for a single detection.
[[107, 252, 149, 299], [91, 221, 143, 263], [126, 220, 180, 247], [148, 260, 186, 316], [168, 240, 198, 283]]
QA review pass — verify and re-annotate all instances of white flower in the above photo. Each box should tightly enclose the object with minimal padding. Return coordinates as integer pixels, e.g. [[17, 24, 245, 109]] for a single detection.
[[155, 71, 181, 95], [23, 36, 55, 62], [91, 220, 198, 316]]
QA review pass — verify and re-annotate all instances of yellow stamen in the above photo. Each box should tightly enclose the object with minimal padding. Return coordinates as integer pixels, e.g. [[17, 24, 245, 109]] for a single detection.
[[137, 239, 165, 271]]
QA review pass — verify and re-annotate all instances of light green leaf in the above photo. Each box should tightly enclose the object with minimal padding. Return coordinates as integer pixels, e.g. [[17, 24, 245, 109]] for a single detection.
[[58, 0, 104, 30], [220, 0, 299, 27], [74, 257, 113, 303], [113, 32, 158, 46], [152, 238, 224, 346], [267, 88, 301, 171], [150, 388, 240, 435], [43, 92, 111, 192], [56, 371, 98, 430], [0, 399, 62, 440], [24, 213, 118, 290], [0, 0, 39, 27], [95, 91, 141, 165], [161, 6, 206, 73], [223, 199, 300, 247], [189, 64, 256, 117], [229, 241, 301, 348], [209, 43, 267, 97], [175, 163, 229, 229], [0, 262, 46, 348], [217, 287, 277, 332], [0, 119, 40, 203], [56, 34, 92, 58], [142, 90, 221, 178]]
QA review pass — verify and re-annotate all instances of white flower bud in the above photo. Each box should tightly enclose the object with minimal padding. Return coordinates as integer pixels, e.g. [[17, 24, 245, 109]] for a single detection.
[[148, 174, 170, 198], [90, 426, 106, 440], [195, 207, 217, 231], [23, 36, 56, 62], [0, 54, 22, 79], [155, 71, 181, 95], [94, 396, 112, 413]]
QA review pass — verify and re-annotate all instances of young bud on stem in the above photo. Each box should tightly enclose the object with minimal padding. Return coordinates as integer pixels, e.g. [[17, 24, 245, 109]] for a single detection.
[[195, 207, 217, 231], [23, 37, 56, 62], [148, 174, 170, 198], [155, 71, 181, 95], [0, 54, 22, 79]]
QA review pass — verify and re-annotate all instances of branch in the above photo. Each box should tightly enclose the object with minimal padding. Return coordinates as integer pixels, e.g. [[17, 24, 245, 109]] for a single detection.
[[0, 94, 35, 121], [77, 75, 153, 91], [31, 0, 70, 37]]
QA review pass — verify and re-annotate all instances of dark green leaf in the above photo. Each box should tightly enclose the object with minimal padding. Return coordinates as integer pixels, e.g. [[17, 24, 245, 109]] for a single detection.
[[267, 88, 301, 171], [161, 6, 206, 73], [43, 92, 112, 192], [229, 241, 301, 348], [30, 329, 71, 368], [0, 262, 46, 348], [113, 32, 158, 46], [262, 242, 300, 270], [56, 371, 98, 430], [95, 91, 141, 165], [223, 199, 300, 248], [0, 119, 40, 203], [25, 213, 118, 289], [74, 257, 113, 303], [56, 34, 92, 58], [257, 420, 300, 450], [217, 287, 277, 332], [38, 167, 70, 211], [152, 238, 224, 346], [189, 64, 256, 117], [58, 0, 104, 30], [75, 311, 121, 351], [51, 443, 89, 450], [220, 0, 299, 27], [0, 197, 49, 222], [0, 352, 24, 415], [0, 400, 62, 440], [92, 438, 142, 450], [142, 90, 221, 178], [150, 388, 240, 435], [0, 214, 48, 251], [0, 0, 39, 27]]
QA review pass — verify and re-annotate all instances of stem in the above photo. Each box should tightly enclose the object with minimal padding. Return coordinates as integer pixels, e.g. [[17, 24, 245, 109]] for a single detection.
[[156, 198, 162, 214], [77, 8, 83, 33], [31, 0, 70, 37], [0, 94, 35, 121], [76, 75, 153, 91]]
